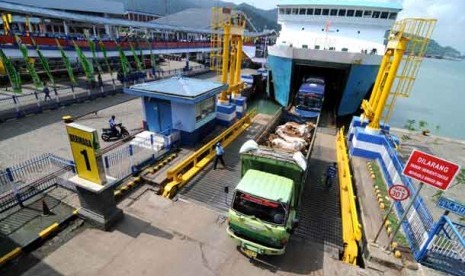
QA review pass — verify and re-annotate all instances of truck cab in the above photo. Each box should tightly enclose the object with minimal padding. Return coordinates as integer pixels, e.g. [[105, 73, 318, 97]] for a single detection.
[[227, 147, 305, 257], [294, 77, 325, 118], [227, 169, 298, 256]]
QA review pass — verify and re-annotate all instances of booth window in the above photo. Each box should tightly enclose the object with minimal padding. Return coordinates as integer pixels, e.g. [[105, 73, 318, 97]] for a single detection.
[[195, 97, 215, 122]]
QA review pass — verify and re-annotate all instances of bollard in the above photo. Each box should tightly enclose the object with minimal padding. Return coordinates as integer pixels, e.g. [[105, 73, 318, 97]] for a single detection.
[[62, 115, 74, 123], [42, 199, 53, 216]]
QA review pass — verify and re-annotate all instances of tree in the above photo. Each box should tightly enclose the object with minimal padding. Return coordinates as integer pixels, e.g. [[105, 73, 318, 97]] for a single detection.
[[404, 119, 416, 131], [418, 120, 430, 136]]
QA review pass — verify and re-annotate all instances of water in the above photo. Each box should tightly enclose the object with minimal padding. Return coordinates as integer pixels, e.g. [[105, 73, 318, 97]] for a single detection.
[[389, 59, 465, 140], [248, 98, 281, 115]]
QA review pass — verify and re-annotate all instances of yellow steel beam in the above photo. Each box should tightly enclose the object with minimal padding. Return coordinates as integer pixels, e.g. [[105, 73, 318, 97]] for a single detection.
[[219, 22, 231, 102], [369, 37, 408, 129], [233, 36, 244, 97], [162, 109, 257, 198], [336, 127, 362, 265], [368, 52, 391, 108], [228, 43, 237, 95]]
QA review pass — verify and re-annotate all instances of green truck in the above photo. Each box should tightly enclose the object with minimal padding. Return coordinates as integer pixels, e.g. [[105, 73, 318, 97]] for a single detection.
[[226, 108, 319, 257]]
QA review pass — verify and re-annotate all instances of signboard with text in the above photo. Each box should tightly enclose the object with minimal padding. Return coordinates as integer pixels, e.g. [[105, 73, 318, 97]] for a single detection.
[[388, 185, 410, 201], [66, 123, 107, 185], [437, 197, 465, 217], [403, 150, 460, 191]]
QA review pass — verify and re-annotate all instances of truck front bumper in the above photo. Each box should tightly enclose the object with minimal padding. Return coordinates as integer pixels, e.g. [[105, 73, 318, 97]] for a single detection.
[[226, 226, 286, 256]]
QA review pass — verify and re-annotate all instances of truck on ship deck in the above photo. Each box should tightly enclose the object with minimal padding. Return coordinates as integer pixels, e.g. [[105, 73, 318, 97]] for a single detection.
[[226, 78, 325, 257]]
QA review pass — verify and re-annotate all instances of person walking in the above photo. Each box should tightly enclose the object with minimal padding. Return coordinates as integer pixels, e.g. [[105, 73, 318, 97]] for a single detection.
[[326, 162, 337, 188], [43, 82, 52, 101], [213, 142, 225, 170]]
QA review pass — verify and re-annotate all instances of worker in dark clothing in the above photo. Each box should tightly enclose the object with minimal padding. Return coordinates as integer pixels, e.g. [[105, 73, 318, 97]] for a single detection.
[[326, 162, 337, 188], [43, 82, 52, 101], [213, 142, 225, 170], [97, 73, 103, 88]]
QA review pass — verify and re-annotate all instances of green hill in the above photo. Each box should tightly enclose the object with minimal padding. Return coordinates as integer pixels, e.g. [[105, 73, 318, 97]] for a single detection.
[[114, 0, 461, 56], [113, 0, 278, 31]]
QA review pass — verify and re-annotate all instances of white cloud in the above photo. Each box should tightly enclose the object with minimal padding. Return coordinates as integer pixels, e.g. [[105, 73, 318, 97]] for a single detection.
[[227, 0, 465, 53]]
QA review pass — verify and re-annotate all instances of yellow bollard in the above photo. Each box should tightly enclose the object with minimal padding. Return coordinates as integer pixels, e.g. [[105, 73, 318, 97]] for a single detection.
[[385, 220, 391, 227], [371, 174, 376, 179], [380, 203, 385, 210], [387, 226, 392, 236], [394, 250, 402, 258], [391, 242, 398, 250]]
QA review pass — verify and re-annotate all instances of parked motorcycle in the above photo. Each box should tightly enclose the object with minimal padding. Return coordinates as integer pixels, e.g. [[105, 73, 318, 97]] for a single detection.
[[101, 123, 129, 141]]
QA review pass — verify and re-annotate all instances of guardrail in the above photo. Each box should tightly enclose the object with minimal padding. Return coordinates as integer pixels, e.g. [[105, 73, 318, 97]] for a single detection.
[[0, 66, 209, 121], [418, 215, 465, 275], [162, 109, 257, 198], [336, 127, 362, 265], [0, 153, 75, 213]]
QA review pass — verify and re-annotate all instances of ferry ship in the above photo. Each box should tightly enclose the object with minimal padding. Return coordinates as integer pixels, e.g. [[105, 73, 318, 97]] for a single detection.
[[267, 0, 402, 116]]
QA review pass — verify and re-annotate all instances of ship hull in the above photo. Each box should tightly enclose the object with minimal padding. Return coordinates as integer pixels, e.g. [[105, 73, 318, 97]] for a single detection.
[[267, 46, 381, 116]]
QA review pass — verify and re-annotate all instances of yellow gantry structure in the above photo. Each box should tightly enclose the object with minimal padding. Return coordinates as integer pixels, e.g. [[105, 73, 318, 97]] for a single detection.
[[210, 7, 246, 102], [361, 18, 437, 129]]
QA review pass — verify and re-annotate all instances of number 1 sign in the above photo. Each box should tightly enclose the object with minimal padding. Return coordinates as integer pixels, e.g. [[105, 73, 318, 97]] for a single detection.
[[66, 123, 107, 185]]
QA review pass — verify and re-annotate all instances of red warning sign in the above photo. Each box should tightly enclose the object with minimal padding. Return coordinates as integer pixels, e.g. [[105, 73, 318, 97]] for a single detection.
[[403, 150, 460, 191], [388, 185, 410, 201]]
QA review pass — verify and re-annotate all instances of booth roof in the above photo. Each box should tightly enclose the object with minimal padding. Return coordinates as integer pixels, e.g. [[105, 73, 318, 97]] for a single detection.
[[125, 76, 228, 103]]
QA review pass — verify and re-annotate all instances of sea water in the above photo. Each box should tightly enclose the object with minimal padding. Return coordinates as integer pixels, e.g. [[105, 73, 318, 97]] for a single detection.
[[389, 58, 465, 140]]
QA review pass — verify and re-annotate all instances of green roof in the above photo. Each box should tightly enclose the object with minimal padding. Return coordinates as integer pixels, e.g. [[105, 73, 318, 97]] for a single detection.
[[236, 169, 293, 203]]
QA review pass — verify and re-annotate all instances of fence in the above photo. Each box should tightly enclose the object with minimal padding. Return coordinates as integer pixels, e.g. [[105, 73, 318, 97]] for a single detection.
[[418, 215, 465, 275], [371, 135, 465, 275], [0, 65, 209, 121], [377, 136, 434, 255], [103, 131, 178, 181], [0, 153, 75, 213]]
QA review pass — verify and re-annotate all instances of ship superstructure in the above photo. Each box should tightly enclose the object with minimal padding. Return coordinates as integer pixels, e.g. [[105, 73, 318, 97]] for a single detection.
[[268, 0, 402, 115]]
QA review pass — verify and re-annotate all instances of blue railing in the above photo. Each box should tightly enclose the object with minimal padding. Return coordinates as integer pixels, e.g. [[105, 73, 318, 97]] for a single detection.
[[376, 136, 434, 255], [0, 153, 75, 212], [418, 215, 465, 275]]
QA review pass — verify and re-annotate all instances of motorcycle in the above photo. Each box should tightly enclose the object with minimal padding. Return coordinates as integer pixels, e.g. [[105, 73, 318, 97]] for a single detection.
[[101, 123, 130, 142]]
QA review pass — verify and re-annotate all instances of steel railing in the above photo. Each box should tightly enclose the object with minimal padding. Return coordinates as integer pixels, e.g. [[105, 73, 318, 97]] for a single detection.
[[418, 215, 465, 275], [0, 153, 74, 212], [0, 66, 209, 121], [162, 109, 257, 198]]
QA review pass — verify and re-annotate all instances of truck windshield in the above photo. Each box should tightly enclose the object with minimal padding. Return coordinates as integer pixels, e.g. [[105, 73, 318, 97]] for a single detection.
[[232, 191, 287, 225], [296, 93, 323, 111]]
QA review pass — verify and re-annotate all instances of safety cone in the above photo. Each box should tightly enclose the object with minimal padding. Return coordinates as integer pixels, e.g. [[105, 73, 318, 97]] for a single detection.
[[42, 199, 53, 216]]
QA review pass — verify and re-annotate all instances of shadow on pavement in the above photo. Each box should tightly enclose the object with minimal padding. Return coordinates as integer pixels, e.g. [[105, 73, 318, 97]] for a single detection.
[[112, 213, 174, 240], [250, 239, 326, 274], [0, 252, 64, 276]]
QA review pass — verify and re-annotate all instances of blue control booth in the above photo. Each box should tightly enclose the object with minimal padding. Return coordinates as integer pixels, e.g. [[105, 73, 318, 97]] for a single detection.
[[124, 76, 228, 145]]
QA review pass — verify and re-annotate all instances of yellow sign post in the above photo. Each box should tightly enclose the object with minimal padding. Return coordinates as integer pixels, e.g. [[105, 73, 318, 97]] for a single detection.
[[66, 123, 107, 185]]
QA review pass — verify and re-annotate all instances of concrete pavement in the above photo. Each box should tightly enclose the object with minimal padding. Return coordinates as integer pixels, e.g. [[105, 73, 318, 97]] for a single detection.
[[21, 190, 362, 276]]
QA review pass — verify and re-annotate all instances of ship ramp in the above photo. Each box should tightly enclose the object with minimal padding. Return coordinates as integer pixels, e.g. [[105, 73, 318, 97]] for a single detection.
[[178, 114, 343, 253]]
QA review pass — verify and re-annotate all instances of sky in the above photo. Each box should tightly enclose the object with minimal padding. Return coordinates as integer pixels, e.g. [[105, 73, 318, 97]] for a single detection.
[[227, 0, 465, 53]]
